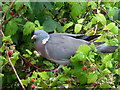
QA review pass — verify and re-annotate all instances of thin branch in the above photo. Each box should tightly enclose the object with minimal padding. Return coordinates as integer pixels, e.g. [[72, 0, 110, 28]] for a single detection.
[[20, 55, 54, 72], [7, 52, 25, 90], [1, 10, 25, 89], [1, 0, 16, 22], [0, 24, 4, 37], [94, 23, 98, 35], [2, 4, 25, 25]]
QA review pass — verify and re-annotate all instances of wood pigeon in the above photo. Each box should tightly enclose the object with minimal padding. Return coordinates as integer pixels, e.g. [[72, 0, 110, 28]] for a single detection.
[[32, 30, 118, 71]]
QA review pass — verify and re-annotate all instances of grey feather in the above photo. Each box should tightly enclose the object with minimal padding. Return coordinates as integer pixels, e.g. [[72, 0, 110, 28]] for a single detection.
[[32, 30, 118, 71]]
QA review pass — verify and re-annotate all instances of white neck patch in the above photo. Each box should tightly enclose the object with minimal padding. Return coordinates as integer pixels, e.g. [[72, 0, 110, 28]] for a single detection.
[[42, 36, 50, 44]]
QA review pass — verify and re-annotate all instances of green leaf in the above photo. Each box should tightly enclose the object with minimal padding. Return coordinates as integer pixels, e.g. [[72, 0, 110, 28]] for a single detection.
[[38, 72, 49, 80], [0, 43, 5, 52], [103, 54, 112, 64], [43, 19, 57, 32], [102, 68, 111, 74], [62, 66, 71, 73], [114, 68, 120, 76], [74, 24, 82, 34], [63, 22, 73, 32], [50, 74, 64, 87], [5, 20, 18, 35], [96, 13, 106, 25], [0, 56, 6, 66], [40, 80, 48, 88], [26, 49, 32, 55], [76, 45, 91, 55], [23, 21, 35, 35], [103, 22, 115, 30], [70, 3, 81, 17], [100, 83, 111, 88], [106, 61, 113, 68], [21, 80, 28, 87], [0, 73, 4, 77], [110, 26, 118, 34], [84, 22, 92, 30], [77, 18, 84, 24], [78, 74, 87, 84], [91, 17, 98, 24], [10, 51, 20, 66], [87, 72, 98, 83], [56, 23, 63, 33], [108, 8, 116, 17], [71, 52, 86, 63], [55, 2, 64, 8], [88, 1, 97, 9], [34, 20, 40, 27]]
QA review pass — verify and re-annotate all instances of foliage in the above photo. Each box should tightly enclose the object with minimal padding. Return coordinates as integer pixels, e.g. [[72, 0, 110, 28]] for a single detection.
[[0, 1, 119, 89]]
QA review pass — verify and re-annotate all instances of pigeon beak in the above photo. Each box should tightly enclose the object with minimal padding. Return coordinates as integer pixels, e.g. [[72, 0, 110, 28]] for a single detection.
[[31, 35, 36, 39]]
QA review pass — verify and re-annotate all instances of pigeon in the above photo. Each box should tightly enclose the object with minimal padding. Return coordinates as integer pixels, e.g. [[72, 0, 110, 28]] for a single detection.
[[32, 30, 118, 71]]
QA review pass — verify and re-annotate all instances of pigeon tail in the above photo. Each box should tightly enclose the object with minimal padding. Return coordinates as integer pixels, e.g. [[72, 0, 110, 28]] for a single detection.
[[96, 46, 118, 53]]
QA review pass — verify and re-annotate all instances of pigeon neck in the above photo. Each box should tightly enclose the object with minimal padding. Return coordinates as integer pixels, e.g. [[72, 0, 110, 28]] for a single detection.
[[42, 35, 50, 44]]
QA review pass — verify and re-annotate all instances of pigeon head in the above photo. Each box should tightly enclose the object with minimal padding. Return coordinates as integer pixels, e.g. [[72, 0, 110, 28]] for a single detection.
[[32, 30, 49, 44]]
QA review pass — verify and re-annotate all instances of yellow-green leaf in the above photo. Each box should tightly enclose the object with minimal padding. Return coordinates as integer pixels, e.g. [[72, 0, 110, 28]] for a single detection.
[[63, 22, 73, 32], [74, 24, 82, 34], [103, 22, 115, 30]]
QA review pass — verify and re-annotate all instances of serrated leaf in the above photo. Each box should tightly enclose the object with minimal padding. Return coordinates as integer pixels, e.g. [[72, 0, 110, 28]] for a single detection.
[[74, 24, 82, 34], [108, 8, 116, 17], [110, 26, 118, 34], [106, 61, 113, 68], [88, 1, 97, 9], [77, 18, 84, 24], [71, 52, 86, 63], [23, 21, 35, 35], [84, 22, 92, 30], [100, 83, 111, 88], [38, 72, 49, 80], [78, 74, 87, 84], [63, 22, 73, 32], [102, 68, 111, 74], [70, 4, 81, 17], [103, 54, 112, 63], [96, 13, 106, 25], [5, 20, 18, 35], [77, 45, 91, 55], [62, 66, 71, 73], [87, 72, 98, 83], [10, 51, 20, 66], [91, 17, 98, 24], [114, 68, 120, 75], [40, 80, 48, 88], [43, 19, 57, 32], [103, 22, 115, 30], [21, 80, 28, 87]]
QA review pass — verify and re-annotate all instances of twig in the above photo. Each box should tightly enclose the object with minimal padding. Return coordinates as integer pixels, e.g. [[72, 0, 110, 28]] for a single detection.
[[2, 4, 25, 25], [0, 24, 4, 37], [94, 23, 98, 35], [20, 55, 54, 72], [1, 0, 16, 22], [6, 52, 25, 90], [1, 12, 25, 89]]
